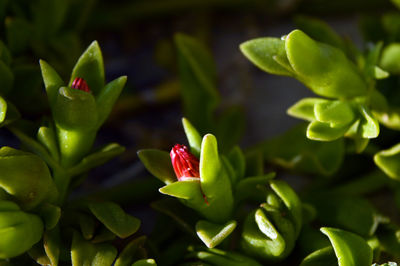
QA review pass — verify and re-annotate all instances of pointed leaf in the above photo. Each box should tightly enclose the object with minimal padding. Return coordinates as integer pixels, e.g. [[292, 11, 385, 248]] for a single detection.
[[132, 259, 157, 266], [374, 143, 400, 180], [200, 134, 220, 188], [196, 220, 236, 248], [70, 41, 104, 95], [38, 204, 61, 230], [307, 121, 349, 141], [137, 149, 176, 184], [69, 143, 125, 176], [182, 117, 202, 157], [39, 60, 64, 107], [235, 174, 276, 203], [359, 105, 379, 138], [159, 180, 203, 201], [227, 146, 246, 184], [300, 246, 337, 266], [270, 180, 302, 236], [96, 76, 127, 127], [44, 227, 61, 266], [240, 37, 293, 76], [320, 227, 372, 266], [114, 236, 147, 266], [71, 231, 117, 266], [37, 126, 59, 162], [88, 201, 140, 238], [287, 98, 326, 121]]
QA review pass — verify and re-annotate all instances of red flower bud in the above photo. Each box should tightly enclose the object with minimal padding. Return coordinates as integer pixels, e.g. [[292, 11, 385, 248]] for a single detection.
[[71, 77, 91, 92], [170, 144, 200, 181]]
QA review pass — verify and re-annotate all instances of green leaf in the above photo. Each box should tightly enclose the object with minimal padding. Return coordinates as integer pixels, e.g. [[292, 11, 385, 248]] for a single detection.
[[270, 180, 302, 236], [43, 227, 61, 266], [287, 98, 326, 121], [307, 121, 349, 141], [88, 201, 140, 238], [137, 149, 176, 184], [263, 124, 344, 176], [69, 143, 125, 176], [39, 60, 64, 107], [309, 194, 385, 237], [78, 213, 95, 240], [0, 202, 44, 259], [114, 236, 147, 266], [240, 37, 293, 76], [320, 227, 372, 266], [359, 105, 379, 138], [314, 100, 355, 126], [71, 231, 117, 266], [0, 41, 11, 65], [188, 247, 262, 266], [96, 76, 127, 127], [0, 97, 6, 124], [0, 147, 58, 210], [300, 246, 337, 266], [235, 174, 276, 203], [69, 41, 105, 95], [216, 106, 245, 152], [5, 18, 32, 54], [159, 180, 203, 202], [227, 146, 246, 184], [38, 204, 61, 230], [374, 143, 400, 180], [37, 125, 60, 162], [132, 259, 157, 266], [182, 117, 202, 157], [200, 134, 221, 190], [380, 43, 400, 74], [175, 33, 219, 133], [374, 66, 389, 79], [53, 86, 98, 131], [196, 220, 237, 248], [285, 29, 367, 98]]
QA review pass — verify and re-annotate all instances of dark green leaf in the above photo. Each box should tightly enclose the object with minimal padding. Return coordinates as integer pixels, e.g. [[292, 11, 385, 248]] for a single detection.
[[196, 220, 236, 248], [137, 149, 176, 184]]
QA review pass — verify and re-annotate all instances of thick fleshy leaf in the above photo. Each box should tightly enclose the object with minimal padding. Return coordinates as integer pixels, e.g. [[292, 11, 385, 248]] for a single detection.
[[374, 106, 400, 130], [43, 227, 61, 266], [0, 97, 6, 124], [78, 213, 95, 240], [38, 204, 61, 230], [137, 149, 176, 184], [114, 236, 147, 266], [132, 259, 157, 266], [69, 41, 105, 95], [285, 30, 367, 98], [88, 201, 140, 238], [374, 143, 400, 180], [96, 76, 127, 127], [200, 134, 220, 190], [71, 231, 117, 266], [240, 37, 293, 76], [359, 105, 379, 138], [227, 146, 246, 184], [307, 121, 349, 141], [309, 194, 385, 237], [235, 174, 276, 203], [69, 143, 125, 176], [159, 180, 203, 202], [53, 86, 98, 131], [314, 100, 354, 126], [0, 147, 58, 210], [300, 246, 337, 266], [182, 117, 202, 157], [37, 125, 59, 162], [175, 33, 219, 133], [263, 124, 344, 176], [0, 202, 44, 259], [320, 227, 372, 266], [380, 43, 400, 74], [287, 98, 326, 121], [188, 247, 262, 266], [39, 60, 64, 107], [270, 180, 302, 236], [196, 220, 237, 248]]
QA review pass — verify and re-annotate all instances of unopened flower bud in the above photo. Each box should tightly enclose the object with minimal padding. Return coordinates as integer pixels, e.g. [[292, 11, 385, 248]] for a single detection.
[[170, 144, 200, 181], [71, 77, 91, 92]]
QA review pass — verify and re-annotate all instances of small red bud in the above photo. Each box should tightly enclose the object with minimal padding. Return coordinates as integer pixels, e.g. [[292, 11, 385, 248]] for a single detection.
[[170, 144, 200, 181], [71, 77, 91, 92]]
